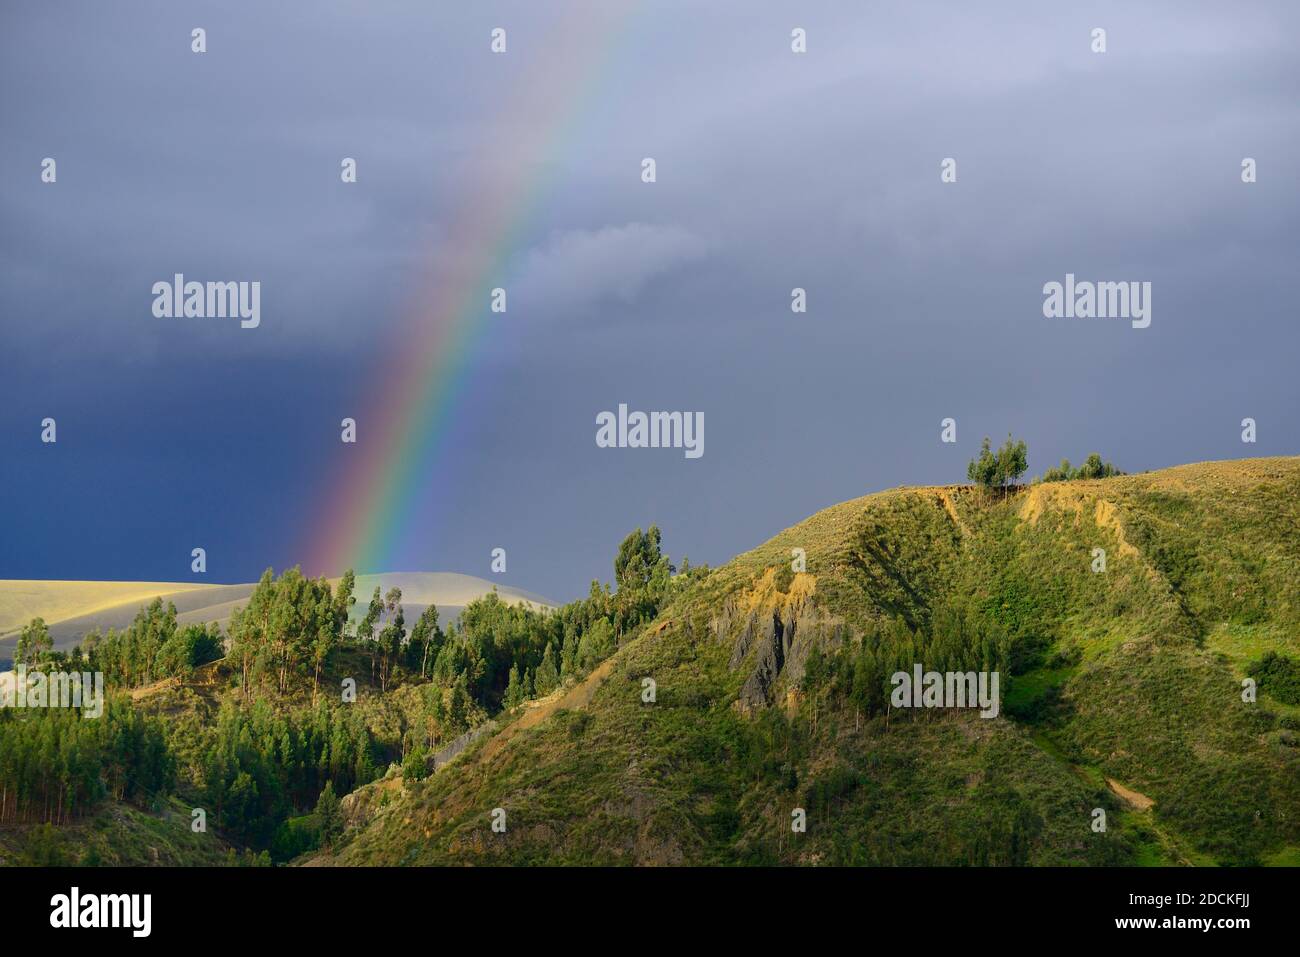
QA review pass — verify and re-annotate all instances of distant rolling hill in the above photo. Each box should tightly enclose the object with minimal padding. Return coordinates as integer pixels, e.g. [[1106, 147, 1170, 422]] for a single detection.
[[0, 572, 555, 655]]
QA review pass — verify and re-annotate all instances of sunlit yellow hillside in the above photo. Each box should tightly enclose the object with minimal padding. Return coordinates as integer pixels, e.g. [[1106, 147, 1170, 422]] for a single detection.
[[0, 573, 555, 653], [0, 580, 217, 637]]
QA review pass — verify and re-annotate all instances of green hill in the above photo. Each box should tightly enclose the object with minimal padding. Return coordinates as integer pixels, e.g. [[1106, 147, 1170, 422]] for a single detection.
[[315, 457, 1300, 866], [0, 798, 240, 867]]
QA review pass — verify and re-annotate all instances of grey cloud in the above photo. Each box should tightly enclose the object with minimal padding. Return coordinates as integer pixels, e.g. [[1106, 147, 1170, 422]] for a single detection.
[[510, 223, 710, 318]]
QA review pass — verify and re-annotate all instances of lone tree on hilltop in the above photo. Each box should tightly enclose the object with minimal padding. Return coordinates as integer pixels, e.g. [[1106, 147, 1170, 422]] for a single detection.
[[995, 434, 1028, 486], [967, 434, 1027, 491]]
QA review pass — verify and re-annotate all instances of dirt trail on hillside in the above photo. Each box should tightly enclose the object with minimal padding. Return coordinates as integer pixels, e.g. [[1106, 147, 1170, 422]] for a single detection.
[[478, 652, 620, 763], [474, 618, 674, 765], [1037, 733, 1192, 864], [1106, 777, 1155, 811], [1103, 777, 1198, 865], [936, 488, 970, 538]]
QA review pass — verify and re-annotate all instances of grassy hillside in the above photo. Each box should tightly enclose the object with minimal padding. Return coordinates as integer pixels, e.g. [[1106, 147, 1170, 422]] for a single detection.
[[0, 798, 240, 867], [318, 457, 1300, 867], [0, 569, 557, 866], [0, 572, 554, 654]]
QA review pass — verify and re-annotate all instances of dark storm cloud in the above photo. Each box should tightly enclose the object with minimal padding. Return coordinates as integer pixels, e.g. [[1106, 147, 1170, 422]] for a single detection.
[[1, 0, 1297, 599]]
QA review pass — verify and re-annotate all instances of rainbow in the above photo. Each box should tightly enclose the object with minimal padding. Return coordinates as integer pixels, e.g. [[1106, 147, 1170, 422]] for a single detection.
[[304, 6, 638, 577]]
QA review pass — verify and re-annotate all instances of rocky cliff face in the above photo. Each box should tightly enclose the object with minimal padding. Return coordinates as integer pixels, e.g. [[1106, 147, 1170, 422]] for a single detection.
[[713, 569, 848, 711]]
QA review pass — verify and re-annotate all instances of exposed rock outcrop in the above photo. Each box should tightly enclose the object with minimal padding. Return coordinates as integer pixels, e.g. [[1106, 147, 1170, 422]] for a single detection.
[[714, 569, 847, 712]]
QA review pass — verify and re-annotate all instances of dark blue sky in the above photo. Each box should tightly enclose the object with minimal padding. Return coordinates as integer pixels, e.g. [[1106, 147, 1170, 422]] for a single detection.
[[2, 1, 1297, 602]]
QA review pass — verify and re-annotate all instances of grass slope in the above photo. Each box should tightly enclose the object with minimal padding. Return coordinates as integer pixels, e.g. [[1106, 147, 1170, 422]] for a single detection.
[[0, 798, 237, 866], [320, 457, 1300, 867]]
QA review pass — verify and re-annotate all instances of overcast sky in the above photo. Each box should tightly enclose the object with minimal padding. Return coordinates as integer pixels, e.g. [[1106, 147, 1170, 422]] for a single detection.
[[2, 0, 1297, 601]]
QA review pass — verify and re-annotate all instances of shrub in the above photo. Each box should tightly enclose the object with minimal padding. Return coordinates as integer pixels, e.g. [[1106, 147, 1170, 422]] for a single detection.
[[1039, 453, 1123, 483], [1248, 652, 1300, 705]]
